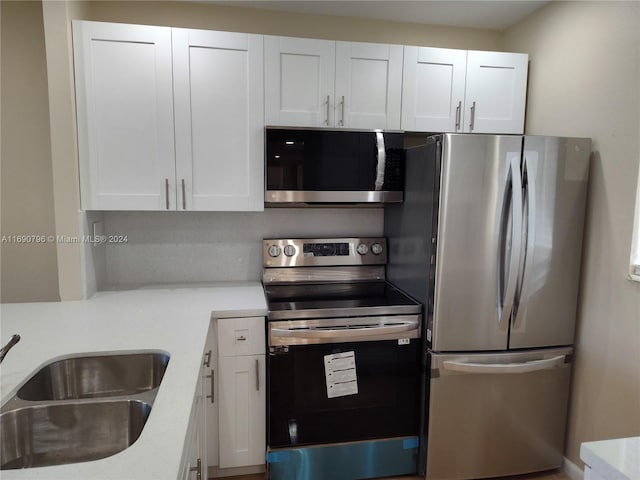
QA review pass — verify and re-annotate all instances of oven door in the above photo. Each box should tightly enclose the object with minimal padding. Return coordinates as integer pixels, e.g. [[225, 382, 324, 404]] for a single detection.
[[268, 338, 421, 448]]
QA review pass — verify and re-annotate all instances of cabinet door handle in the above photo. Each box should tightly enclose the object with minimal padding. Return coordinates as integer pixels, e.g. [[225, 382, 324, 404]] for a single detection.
[[165, 178, 170, 210], [190, 458, 202, 480], [205, 369, 214, 404], [203, 350, 211, 368], [339, 95, 345, 126], [255, 358, 260, 391], [325, 95, 330, 125], [469, 101, 476, 131], [455, 101, 462, 130], [181, 178, 186, 210]]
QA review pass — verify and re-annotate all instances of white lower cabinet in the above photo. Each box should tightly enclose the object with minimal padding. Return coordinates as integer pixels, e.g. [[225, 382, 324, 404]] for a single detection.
[[182, 366, 207, 480], [218, 354, 266, 468], [203, 320, 219, 469], [206, 316, 266, 474]]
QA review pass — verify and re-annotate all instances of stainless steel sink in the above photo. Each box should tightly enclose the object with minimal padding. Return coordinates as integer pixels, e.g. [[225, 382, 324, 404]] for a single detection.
[[0, 400, 151, 469], [0, 351, 170, 470], [17, 352, 170, 400]]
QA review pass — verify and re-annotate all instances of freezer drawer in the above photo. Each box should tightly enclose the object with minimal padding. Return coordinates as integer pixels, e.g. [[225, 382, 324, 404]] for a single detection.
[[426, 347, 572, 480]]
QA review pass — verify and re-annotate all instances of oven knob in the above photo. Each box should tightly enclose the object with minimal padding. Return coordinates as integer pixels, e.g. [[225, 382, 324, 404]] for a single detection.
[[356, 243, 369, 255], [268, 245, 282, 257], [371, 243, 383, 255], [284, 245, 296, 257]]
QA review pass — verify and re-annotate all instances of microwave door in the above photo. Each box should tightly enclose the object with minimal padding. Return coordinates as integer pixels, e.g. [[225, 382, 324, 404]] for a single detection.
[[265, 128, 404, 204]]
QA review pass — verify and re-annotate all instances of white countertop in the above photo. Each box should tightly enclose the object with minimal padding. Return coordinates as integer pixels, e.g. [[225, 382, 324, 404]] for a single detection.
[[580, 437, 640, 480], [0, 283, 267, 480]]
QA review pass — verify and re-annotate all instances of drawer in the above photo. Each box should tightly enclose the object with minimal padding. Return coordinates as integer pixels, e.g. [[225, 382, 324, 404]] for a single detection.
[[218, 317, 266, 357]]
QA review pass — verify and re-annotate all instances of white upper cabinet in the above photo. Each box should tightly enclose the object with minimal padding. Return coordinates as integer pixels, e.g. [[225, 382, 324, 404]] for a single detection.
[[74, 21, 264, 211], [402, 47, 528, 134], [73, 21, 176, 210], [265, 37, 335, 127], [172, 29, 264, 211], [335, 41, 403, 129], [265, 36, 403, 129], [401, 46, 467, 133], [463, 50, 528, 134]]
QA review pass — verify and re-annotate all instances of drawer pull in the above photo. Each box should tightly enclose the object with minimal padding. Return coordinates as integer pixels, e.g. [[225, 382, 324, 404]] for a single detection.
[[190, 458, 202, 480], [236, 335, 247, 342], [255, 358, 260, 391], [205, 369, 214, 404]]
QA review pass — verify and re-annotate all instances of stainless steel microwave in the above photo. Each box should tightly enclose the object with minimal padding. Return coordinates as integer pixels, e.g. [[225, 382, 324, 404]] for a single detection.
[[265, 127, 405, 206]]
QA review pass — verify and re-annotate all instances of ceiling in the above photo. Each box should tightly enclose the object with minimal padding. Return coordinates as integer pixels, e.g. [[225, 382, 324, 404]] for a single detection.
[[208, 1, 551, 31]]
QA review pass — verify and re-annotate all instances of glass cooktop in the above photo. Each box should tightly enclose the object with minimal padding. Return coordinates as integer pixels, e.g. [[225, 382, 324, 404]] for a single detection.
[[264, 282, 421, 321]]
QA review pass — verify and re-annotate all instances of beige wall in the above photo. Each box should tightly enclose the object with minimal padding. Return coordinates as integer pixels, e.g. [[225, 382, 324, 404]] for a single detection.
[[41, 0, 91, 301], [1, 1, 60, 303], [504, 0, 640, 467]]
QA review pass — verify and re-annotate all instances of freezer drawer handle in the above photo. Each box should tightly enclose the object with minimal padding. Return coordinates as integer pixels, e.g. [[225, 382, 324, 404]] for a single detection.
[[442, 355, 566, 374]]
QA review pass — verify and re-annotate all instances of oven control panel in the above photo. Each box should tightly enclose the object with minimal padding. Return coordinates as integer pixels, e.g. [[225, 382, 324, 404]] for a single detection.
[[263, 238, 387, 267]]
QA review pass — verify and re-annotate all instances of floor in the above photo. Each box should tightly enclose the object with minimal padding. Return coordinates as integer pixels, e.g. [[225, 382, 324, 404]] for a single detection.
[[225, 470, 570, 480]]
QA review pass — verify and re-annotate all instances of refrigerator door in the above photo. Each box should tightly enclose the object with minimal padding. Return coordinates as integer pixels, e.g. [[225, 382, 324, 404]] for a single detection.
[[426, 348, 572, 480], [432, 134, 523, 351], [509, 137, 591, 348]]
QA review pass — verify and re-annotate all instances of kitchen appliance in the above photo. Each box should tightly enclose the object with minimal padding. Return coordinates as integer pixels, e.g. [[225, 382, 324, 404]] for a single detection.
[[263, 237, 422, 480], [384, 134, 591, 480], [265, 127, 405, 205]]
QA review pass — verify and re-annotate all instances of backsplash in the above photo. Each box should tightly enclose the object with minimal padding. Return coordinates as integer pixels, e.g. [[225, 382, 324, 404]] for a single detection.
[[96, 209, 383, 288]]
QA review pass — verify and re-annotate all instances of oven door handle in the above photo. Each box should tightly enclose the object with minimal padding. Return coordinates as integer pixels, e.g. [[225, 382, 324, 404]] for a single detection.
[[271, 321, 419, 340]]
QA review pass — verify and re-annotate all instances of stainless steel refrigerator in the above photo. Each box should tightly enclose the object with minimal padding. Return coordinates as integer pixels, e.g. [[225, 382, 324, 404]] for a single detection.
[[384, 134, 591, 480]]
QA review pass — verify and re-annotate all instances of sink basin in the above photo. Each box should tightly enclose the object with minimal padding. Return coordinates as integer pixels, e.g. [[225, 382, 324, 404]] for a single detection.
[[0, 400, 151, 469], [17, 352, 170, 400]]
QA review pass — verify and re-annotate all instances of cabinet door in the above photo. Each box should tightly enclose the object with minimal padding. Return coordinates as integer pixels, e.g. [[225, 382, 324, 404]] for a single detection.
[[401, 46, 467, 132], [463, 51, 528, 134], [335, 41, 403, 129], [181, 416, 198, 480], [265, 36, 335, 127], [173, 29, 264, 211], [218, 355, 266, 468], [73, 21, 176, 210], [181, 372, 206, 480], [203, 321, 218, 468]]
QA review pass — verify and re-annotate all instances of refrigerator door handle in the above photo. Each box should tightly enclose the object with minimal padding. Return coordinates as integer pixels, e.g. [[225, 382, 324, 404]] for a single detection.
[[498, 156, 524, 327], [442, 355, 566, 375], [514, 155, 537, 327]]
